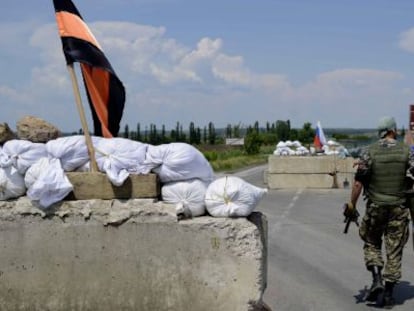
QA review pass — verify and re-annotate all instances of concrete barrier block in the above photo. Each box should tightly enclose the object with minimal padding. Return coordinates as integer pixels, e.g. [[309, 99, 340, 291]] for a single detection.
[[267, 172, 354, 189], [267, 173, 333, 188], [0, 197, 267, 311], [268, 155, 356, 174]]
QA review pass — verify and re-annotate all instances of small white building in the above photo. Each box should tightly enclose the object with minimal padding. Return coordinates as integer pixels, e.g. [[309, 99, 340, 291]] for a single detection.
[[225, 138, 245, 146]]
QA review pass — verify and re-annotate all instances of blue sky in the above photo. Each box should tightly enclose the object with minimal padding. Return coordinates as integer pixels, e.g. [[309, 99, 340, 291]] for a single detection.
[[2, 0, 414, 133]]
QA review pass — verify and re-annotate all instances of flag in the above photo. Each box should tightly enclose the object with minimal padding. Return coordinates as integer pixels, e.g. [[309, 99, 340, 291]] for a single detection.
[[314, 121, 327, 149], [53, 0, 125, 138]]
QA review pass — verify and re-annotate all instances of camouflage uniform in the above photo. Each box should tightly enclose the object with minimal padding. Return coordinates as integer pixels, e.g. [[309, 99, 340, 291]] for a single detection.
[[356, 138, 414, 283]]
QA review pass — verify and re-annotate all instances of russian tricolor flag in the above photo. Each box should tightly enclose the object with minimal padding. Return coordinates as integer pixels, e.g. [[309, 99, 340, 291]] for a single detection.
[[314, 121, 327, 149]]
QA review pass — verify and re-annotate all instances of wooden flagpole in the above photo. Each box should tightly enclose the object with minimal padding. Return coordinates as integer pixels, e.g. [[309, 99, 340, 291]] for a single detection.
[[67, 64, 99, 172]]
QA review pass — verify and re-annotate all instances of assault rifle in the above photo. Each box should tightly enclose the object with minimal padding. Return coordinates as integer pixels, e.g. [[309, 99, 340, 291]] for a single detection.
[[342, 203, 360, 234]]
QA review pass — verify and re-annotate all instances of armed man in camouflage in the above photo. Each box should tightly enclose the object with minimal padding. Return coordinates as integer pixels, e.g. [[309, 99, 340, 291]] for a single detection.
[[348, 116, 414, 309]]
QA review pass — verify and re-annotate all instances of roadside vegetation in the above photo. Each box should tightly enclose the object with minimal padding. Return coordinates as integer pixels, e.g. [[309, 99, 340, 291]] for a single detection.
[[200, 145, 274, 172]]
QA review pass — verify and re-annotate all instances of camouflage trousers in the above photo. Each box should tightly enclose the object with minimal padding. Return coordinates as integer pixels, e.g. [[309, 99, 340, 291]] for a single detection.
[[359, 201, 409, 283]]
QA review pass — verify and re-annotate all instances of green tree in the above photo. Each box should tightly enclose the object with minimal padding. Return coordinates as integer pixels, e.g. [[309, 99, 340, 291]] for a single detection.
[[149, 123, 159, 144], [161, 124, 167, 143], [254, 121, 259, 133], [275, 120, 290, 141], [289, 129, 299, 141], [189, 122, 197, 144], [170, 129, 177, 142], [175, 122, 180, 142], [298, 122, 314, 144], [136, 123, 142, 141], [179, 125, 186, 142], [244, 126, 262, 155], [123, 124, 129, 138], [226, 124, 232, 138], [203, 126, 207, 144], [208, 122, 216, 145], [196, 127, 201, 144], [233, 123, 241, 138]]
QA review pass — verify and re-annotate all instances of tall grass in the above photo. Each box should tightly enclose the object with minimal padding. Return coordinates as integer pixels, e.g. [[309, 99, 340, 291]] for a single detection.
[[202, 145, 273, 172]]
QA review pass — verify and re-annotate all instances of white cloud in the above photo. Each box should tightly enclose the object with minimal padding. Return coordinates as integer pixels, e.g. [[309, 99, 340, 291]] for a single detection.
[[0, 19, 411, 131], [181, 38, 222, 67], [212, 54, 251, 85], [0, 85, 29, 103], [399, 28, 414, 53], [296, 69, 403, 102]]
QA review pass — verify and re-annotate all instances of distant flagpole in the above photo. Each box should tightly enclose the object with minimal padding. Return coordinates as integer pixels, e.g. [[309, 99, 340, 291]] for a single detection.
[[67, 64, 98, 172]]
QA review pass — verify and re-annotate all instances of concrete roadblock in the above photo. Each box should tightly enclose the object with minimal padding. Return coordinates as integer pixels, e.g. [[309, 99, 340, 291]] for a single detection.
[[0, 198, 268, 311], [267, 155, 356, 189]]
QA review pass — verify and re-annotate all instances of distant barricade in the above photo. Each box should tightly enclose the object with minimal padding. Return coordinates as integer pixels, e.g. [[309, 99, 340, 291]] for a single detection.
[[266, 155, 356, 189]]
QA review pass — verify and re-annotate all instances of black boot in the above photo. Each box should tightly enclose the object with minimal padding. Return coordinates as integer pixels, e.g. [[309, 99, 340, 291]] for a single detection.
[[365, 266, 384, 302], [380, 281, 395, 309]]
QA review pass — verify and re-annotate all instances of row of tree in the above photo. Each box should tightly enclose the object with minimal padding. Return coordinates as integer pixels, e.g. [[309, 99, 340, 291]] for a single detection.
[[122, 121, 218, 145], [119, 120, 316, 152]]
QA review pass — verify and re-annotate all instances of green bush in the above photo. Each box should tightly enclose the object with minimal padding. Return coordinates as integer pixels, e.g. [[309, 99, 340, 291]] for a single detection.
[[244, 131, 262, 155], [203, 151, 218, 161]]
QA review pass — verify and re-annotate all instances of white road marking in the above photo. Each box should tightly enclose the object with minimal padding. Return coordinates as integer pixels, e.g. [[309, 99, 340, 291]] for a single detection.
[[271, 188, 303, 235]]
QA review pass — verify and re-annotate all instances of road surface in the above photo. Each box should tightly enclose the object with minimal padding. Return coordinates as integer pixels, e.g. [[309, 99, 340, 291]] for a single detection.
[[228, 165, 414, 311]]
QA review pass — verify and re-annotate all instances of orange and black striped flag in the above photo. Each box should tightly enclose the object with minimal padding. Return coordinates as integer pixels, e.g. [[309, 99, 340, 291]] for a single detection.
[[53, 0, 125, 138]]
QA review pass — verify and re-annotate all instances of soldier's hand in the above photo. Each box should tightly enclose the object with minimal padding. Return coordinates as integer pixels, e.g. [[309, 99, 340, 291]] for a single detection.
[[343, 202, 359, 221], [343, 202, 355, 218]]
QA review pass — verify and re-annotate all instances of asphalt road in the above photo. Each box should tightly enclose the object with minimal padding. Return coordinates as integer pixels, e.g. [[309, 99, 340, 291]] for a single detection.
[[229, 165, 414, 311]]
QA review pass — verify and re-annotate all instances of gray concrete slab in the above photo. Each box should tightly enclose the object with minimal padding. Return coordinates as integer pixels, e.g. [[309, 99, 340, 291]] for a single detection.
[[0, 198, 267, 311]]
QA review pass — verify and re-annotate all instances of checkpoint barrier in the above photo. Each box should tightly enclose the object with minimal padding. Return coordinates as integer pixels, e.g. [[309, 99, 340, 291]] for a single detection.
[[266, 155, 356, 189], [0, 198, 268, 311]]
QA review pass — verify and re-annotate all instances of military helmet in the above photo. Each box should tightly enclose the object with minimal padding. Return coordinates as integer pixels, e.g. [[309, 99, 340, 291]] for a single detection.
[[377, 116, 397, 138]]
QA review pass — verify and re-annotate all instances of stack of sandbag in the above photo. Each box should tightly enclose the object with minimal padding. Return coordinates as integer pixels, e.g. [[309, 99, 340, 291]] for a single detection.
[[24, 135, 101, 208], [24, 157, 73, 208], [273, 141, 295, 156], [78, 137, 149, 186], [161, 178, 208, 219], [0, 137, 268, 219], [0, 139, 47, 174], [0, 166, 26, 200], [143, 142, 214, 183], [0, 140, 47, 200], [205, 176, 267, 217], [146, 143, 214, 218], [46, 135, 99, 172], [273, 140, 309, 156], [322, 140, 349, 158]]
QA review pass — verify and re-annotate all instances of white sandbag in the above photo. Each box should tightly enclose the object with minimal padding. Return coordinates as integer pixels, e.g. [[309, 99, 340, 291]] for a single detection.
[[24, 157, 51, 189], [161, 179, 207, 218], [273, 146, 294, 156], [93, 138, 149, 186], [276, 141, 286, 148], [0, 139, 47, 174], [205, 176, 267, 217], [0, 166, 26, 200], [26, 158, 73, 209], [46, 135, 101, 172], [143, 143, 214, 183]]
